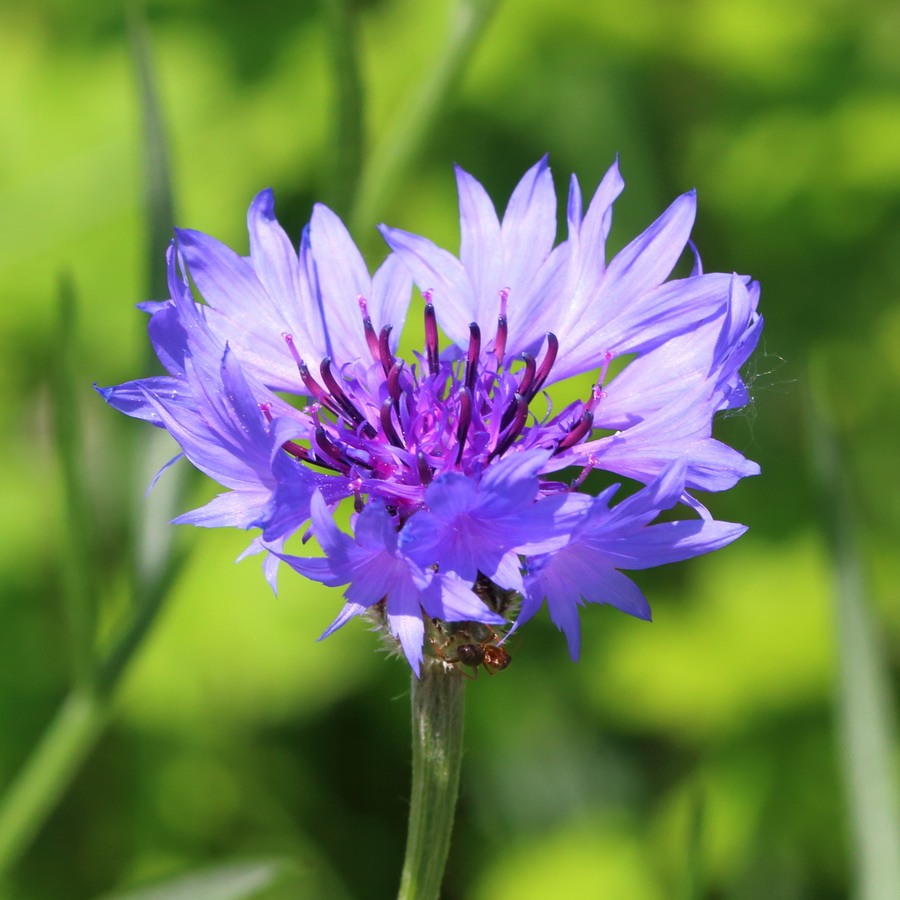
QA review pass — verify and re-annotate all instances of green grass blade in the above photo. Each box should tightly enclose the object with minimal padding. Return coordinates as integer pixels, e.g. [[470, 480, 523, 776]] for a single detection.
[[349, 0, 503, 239], [807, 358, 900, 900], [127, 0, 176, 303], [321, 0, 365, 217]]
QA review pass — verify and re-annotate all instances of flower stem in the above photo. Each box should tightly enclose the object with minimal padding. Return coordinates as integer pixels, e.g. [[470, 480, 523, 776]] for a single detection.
[[397, 661, 466, 900]]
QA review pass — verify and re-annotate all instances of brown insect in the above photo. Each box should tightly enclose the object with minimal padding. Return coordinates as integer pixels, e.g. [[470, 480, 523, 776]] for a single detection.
[[434, 622, 512, 678]]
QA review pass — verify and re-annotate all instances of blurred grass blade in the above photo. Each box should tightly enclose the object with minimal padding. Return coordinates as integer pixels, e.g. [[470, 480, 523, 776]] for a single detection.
[[94, 859, 292, 900], [681, 782, 706, 900], [321, 0, 365, 217], [128, 0, 176, 303], [51, 274, 96, 687], [807, 357, 900, 900], [349, 0, 502, 238]]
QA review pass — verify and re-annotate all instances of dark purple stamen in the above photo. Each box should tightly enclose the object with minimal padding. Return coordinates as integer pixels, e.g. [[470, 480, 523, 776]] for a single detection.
[[283, 333, 339, 413], [357, 295, 381, 363], [585, 383, 604, 414], [556, 410, 594, 453], [282, 439, 308, 460], [319, 357, 376, 437], [313, 426, 351, 473], [423, 295, 439, 376], [491, 393, 528, 459], [494, 288, 509, 364], [380, 398, 404, 448], [387, 360, 405, 405], [464, 322, 481, 393], [518, 353, 537, 398], [456, 387, 472, 463], [527, 332, 558, 400], [378, 325, 395, 377], [416, 450, 433, 485], [498, 354, 535, 432]]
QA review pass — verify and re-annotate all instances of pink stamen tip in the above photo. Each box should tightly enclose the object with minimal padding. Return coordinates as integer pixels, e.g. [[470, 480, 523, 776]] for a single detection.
[[499, 287, 509, 316], [357, 295, 369, 315], [282, 332, 303, 367], [423, 289, 433, 304], [259, 402, 273, 422]]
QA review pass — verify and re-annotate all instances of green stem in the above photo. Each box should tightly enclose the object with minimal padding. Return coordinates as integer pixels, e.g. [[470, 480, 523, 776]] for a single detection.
[[0, 690, 107, 874], [397, 661, 466, 900], [349, 0, 502, 239]]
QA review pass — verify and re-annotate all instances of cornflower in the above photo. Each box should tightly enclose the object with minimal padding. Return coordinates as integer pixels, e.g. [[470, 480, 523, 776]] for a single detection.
[[99, 157, 761, 674]]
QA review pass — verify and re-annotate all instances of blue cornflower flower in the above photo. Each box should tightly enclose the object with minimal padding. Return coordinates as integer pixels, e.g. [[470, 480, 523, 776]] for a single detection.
[[99, 158, 761, 674]]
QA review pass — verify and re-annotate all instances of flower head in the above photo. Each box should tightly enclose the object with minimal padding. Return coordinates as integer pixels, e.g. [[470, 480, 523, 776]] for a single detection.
[[99, 158, 761, 674]]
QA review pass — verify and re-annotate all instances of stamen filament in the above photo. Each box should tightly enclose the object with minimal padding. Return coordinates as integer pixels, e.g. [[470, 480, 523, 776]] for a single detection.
[[357, 296, 381, 363], [494, 288, 509, 364]]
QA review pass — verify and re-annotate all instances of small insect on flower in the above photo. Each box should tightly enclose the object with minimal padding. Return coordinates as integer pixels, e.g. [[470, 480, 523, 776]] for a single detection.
[[431, 621, 512, 679], [97, 156, 761, 674]]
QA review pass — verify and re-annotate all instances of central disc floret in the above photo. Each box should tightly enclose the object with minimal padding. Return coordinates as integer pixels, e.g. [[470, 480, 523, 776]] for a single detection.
[[267, 290, 609, 515]]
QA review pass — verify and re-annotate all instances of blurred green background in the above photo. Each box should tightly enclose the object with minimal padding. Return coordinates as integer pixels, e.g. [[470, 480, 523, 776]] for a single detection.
[[2, 0, 899, 897]]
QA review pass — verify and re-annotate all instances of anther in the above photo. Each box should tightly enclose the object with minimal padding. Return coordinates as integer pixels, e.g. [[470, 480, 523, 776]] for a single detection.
[[555, 410, 594, 453], [499, 354, 535, 432], [319, 357, 375, 436], [465, 322, 481, 393], [456, 387, 472, 464], [585, 383, 605, 414], [259, 403, 273, 422], [416, 450, 433, 485], [494, 288, 509, 364], [282, 439, 309, 461], [387, 360, 405, 405], [491, 393, 529, 459], [528, 332, 559, 400], [423, 297, 440, 376], [357, 296, 381, 363], [518, 353, 537, 398], [380, 398, 405, 449], [378, 325, 395, 377], [313, 426, 350, 473]]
